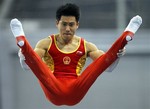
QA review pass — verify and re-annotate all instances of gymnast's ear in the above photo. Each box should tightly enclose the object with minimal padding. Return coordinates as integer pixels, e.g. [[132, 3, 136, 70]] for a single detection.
[[76, 22, 79, 29], [56, 20, 59, 27]]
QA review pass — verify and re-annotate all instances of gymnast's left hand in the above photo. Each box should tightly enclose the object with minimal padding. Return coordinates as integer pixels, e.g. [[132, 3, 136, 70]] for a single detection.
[[117, 47, 126, 57]]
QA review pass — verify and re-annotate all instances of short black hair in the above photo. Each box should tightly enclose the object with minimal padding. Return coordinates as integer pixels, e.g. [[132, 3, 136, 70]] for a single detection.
[[56, 3, 80, 22]]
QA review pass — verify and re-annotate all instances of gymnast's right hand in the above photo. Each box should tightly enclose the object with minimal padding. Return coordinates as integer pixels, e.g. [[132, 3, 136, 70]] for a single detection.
[[18, 49, 30, 70]]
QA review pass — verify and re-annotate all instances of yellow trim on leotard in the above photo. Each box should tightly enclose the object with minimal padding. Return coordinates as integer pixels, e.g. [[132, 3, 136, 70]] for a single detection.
[[76, 39, 87, 76], [42, 35, 54, 72]]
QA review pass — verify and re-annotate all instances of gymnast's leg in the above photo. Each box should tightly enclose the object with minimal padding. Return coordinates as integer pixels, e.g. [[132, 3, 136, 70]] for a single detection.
[[70, 15, 142, 102], [10, 19, 67, 105]]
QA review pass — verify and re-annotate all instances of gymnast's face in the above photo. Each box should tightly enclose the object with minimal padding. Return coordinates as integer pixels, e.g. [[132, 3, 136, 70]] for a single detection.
[[56, 16, 79, 42]]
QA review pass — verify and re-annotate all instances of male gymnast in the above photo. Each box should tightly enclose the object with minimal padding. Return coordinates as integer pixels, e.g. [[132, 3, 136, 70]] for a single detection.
[[10, 3, 142, 106]]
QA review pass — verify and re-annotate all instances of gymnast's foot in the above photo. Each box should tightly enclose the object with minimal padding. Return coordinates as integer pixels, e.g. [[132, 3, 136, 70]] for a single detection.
[[125, 15, 142, 34], [10, 18, 25, 46], [124, 15, 142, 41]]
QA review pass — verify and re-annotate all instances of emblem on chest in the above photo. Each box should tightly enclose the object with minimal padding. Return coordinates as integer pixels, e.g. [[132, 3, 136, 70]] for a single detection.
[[63, 56, 71, 65]]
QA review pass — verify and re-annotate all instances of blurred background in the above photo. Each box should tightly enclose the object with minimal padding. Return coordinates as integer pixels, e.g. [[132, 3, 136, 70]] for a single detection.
[[0, 0, 150, 109]]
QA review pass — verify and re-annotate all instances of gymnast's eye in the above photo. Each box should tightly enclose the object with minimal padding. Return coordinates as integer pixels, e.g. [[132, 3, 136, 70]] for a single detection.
[[69, 22, 75, 27], [62, 22, 67, 27]]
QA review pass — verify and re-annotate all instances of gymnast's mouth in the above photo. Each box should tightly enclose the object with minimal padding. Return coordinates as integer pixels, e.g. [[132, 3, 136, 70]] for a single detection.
[[64, 33, 72, 35]]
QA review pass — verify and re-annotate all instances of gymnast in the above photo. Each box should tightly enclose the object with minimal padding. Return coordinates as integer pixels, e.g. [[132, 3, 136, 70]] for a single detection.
[[10, 3, 142, 106]]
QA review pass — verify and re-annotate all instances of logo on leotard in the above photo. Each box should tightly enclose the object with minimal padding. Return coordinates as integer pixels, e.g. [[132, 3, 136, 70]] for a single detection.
[[76, 51, 83, 55], [63, 56, 71, 65]]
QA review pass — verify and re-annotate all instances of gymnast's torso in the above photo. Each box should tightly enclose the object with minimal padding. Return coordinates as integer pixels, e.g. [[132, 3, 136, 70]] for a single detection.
[[42, 34, 87, 77]]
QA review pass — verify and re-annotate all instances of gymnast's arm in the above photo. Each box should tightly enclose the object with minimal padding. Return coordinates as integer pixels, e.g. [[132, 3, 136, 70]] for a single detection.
[[86, 41, 125, 72], [19, 37, 51, 70]]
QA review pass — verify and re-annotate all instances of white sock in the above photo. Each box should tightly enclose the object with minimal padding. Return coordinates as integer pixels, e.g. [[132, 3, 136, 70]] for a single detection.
[[10, 18, 25, 37], [124, 15, 142, 34]]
